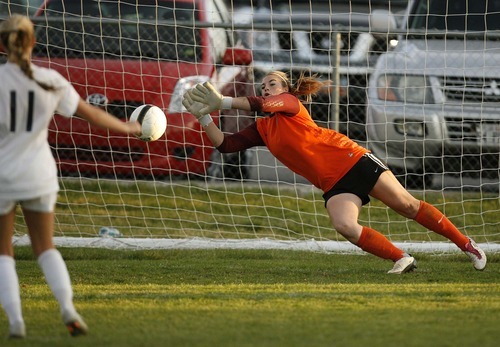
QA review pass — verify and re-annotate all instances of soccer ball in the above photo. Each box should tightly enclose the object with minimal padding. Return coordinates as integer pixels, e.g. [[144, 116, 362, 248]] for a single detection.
[[130, 104, 167, 142]]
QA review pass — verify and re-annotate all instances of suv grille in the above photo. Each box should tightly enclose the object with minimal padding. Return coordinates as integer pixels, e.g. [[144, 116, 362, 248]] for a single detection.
[[445, 117, 500, 143], [286, 31, 357, 57], [52, 146, 144, 163], [439, 76, 500, 103]]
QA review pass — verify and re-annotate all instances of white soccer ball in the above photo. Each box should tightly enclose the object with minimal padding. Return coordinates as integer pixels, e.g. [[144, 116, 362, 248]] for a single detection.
[[130, 104, 167, 142]]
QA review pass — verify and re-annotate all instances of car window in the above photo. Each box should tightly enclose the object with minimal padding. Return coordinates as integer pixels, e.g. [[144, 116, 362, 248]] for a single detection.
[[33, 0, 202, 61], [0, 0, 43, 16], [408, 0, 500, 32], [41, 0, 194, 20]]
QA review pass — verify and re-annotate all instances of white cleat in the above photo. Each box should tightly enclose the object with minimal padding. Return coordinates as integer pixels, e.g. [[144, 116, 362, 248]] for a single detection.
[[464, 238, 487, 271], [387, 255, 417, 274], [8, 321, 26, 339]]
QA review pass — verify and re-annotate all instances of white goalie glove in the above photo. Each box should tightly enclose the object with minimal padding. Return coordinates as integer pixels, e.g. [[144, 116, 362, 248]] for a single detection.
[[189, 82, 233, 115], [182, 89, 213, 127], [182, 82, 233, 127]]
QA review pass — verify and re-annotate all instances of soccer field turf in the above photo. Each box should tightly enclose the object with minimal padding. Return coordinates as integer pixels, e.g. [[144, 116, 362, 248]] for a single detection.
[[2, 247, 499, 347]]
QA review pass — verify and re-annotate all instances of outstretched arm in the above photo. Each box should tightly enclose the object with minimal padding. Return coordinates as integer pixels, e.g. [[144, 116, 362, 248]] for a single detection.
[[188, 82, 252, 113], [76, 99, 141, 136], [182, 86, 262, 150], [194, 118, 263, 152], [202, 122, 225, 148], [181, 90, 225, 147]]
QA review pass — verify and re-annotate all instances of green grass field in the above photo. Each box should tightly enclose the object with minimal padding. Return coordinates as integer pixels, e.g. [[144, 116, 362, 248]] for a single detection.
[[2, 247, 499, 347], [6, 179, 499, 345]]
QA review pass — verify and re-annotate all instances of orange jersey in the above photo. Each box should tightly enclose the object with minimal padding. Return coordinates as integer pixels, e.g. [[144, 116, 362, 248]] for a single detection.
[[251, 93, 368, 192]]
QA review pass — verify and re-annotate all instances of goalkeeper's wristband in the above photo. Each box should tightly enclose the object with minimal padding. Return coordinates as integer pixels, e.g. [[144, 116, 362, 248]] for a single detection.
[[221, 97, 233, 109], [198, 114, 213, 127]]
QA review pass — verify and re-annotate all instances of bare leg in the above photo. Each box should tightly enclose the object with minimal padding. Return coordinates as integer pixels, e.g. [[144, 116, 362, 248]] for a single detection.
[[0, 208, 16, 256], [369, 171, 420, 218], [22, 208, 88, 336], [325, 193, 363, 243], [326, 193, 405, 261], [22, 209, 55, 257], [370, 171, 485, 270], [0, 208, 25, 337], [370, 171, 469, 249]]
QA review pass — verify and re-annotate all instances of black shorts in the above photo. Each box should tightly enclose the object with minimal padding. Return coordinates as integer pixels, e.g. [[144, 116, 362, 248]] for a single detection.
[[322, 153, 389, 206]]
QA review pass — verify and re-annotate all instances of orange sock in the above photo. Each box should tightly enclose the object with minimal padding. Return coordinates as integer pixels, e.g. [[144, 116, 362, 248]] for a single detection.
[[357, 227, 405, 262], [414, 201, 469, 251]]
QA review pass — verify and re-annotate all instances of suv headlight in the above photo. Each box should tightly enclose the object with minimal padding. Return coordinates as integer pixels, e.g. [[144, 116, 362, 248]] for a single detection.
[[376, 74, 434, 104], [169, 76, 210, 114], [394, 119, 426, 137]]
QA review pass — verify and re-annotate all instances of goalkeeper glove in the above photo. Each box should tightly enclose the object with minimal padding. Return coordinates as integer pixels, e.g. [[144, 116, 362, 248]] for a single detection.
[[190, 82, 232, 115], [182, 89, 213, 127]]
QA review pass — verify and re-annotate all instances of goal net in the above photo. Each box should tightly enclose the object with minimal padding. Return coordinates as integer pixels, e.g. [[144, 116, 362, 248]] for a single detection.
[[2, 0, 499, 253]]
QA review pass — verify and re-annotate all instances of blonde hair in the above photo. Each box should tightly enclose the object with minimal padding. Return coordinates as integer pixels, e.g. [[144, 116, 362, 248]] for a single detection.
[[266, 71, 329, 104], [0, 15, 54, 90]]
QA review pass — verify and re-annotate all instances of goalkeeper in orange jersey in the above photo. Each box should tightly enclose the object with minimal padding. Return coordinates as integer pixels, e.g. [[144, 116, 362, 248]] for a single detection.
[[182, 70, 487, 274]]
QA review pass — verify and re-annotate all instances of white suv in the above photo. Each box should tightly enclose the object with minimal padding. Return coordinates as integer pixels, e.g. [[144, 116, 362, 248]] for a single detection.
[[366, 0, 500, 188]]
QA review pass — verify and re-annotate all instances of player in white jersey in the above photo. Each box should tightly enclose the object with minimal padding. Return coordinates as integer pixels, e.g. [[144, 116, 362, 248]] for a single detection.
[[0, 15, 141, 339]]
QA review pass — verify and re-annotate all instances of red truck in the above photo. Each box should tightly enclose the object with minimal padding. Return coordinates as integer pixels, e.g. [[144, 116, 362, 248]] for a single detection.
[[32, 0, 254, 179]]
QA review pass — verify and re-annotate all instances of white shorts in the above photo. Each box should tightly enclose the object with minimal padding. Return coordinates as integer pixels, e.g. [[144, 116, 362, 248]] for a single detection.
[[0, 192, 58, 215]]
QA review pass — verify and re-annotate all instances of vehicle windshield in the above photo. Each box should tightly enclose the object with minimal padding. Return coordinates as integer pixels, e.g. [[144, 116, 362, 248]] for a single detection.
[[408, 0, 500, 32], [33, 0, 201, 61]]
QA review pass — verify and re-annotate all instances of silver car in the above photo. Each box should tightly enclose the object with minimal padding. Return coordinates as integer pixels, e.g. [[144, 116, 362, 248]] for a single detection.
[[366, 0, 500, 188]]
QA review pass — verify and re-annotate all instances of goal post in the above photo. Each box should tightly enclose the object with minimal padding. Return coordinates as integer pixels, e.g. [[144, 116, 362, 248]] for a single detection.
[[2, 0, 499, 254]]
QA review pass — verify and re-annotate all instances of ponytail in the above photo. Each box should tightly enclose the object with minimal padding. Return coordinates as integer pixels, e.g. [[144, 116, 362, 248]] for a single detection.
[[266, 70, 330, 103], [0, 15, 54, 91]]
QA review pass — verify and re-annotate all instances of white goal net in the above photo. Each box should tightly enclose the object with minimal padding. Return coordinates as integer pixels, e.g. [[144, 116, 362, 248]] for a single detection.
[[2, 0, 499, 253]]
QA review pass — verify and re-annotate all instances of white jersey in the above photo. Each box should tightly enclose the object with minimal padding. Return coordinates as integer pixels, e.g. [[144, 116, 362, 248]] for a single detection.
[[0, 62, 80, 200]]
